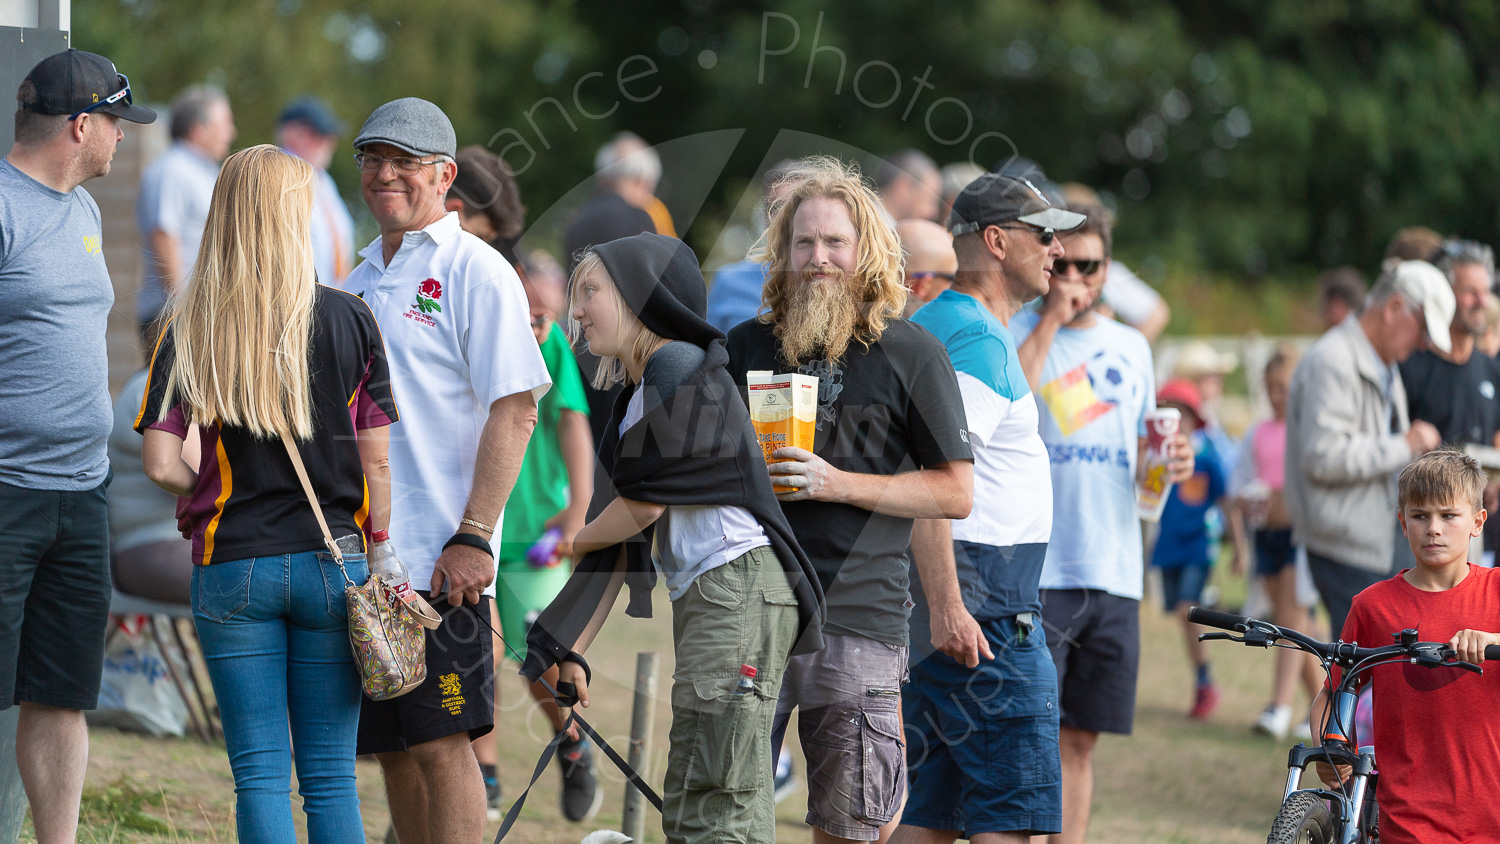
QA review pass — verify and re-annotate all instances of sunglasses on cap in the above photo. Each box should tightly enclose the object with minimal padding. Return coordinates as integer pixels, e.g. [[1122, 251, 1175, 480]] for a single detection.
[[1052, 258, 1104, 276], [69, 73, 132, 121]]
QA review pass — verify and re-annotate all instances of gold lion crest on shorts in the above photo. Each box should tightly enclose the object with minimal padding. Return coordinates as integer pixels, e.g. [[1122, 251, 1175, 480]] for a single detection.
[[438, 673, 462, 696]]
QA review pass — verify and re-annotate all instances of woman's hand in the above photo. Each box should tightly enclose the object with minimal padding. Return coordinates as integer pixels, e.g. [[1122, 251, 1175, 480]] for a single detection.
[[557, 659, 590, 709]]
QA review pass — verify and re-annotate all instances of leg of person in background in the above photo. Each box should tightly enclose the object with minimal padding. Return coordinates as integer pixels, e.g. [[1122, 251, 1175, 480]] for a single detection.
[[1256, 564, 1309, 739], [1049, 727, 1099, 844], [1178, 601, 1218, 720], [378, 733, 485, 844], [15, 703, 88, 844], [896, 830, 1028, 844]]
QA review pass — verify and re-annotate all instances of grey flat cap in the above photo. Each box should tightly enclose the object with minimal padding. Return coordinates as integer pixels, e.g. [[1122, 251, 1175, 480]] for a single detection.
[[353, 97, 456, 157]]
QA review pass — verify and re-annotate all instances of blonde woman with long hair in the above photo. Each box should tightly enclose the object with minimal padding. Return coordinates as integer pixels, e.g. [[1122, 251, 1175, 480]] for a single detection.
[[137, 145, 398, 843]]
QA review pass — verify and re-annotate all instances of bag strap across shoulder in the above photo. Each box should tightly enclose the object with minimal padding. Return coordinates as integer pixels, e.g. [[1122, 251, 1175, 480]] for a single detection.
[[280, 430, 347, 566]]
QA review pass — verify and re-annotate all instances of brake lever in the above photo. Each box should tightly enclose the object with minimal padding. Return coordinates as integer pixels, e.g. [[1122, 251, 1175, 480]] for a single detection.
[[1198, 632, 1241, 643]]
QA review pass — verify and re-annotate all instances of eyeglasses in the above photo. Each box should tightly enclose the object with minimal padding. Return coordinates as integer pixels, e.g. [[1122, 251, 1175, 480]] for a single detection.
[[69, 73, 132, 121], [529, 313, 553, 329], [353, 153, 451, 175], [995, 225, 1056, 246], [909, 271, 956, 283], [1051, 258, 1104, 276]]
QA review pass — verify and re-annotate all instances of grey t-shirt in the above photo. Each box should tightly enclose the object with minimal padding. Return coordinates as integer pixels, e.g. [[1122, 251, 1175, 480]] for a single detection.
[[0, 159, 114, 490]]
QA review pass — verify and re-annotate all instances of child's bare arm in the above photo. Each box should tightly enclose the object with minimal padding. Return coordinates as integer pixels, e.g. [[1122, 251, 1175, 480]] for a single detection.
[[571, 496, 666, 556], [1449, 629, 1500, 664]]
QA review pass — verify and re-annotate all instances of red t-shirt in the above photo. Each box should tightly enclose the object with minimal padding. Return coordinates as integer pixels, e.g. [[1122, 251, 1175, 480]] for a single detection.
[[1340, 564, 1500, 844]]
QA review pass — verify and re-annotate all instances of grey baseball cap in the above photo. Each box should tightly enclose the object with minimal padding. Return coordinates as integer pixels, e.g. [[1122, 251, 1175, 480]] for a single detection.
[[352, 97, 455, 158]]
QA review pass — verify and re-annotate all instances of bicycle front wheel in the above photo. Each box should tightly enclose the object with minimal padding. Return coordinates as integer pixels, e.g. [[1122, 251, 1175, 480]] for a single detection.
[[1267, 791, 1336, 844]]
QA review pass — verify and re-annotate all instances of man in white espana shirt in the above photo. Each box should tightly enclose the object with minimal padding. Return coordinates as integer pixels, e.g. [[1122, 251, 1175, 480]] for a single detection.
[[339, 97, 550, 844]]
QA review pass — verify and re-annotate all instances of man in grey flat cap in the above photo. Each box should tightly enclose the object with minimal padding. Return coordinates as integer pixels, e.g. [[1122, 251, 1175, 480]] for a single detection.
[[341, 97, 551, 843]]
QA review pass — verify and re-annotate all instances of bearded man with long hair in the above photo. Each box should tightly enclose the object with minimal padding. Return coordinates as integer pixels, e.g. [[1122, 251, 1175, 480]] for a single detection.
[[724, 156, 975, 844]]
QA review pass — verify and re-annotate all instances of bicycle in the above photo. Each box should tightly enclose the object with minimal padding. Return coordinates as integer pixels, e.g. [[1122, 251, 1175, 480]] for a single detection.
[[1187, 606, 1500, 844]]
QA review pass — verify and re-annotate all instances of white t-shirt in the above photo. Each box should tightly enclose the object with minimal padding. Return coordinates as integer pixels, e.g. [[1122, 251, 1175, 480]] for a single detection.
[[1100, 260, 1163, 328], [620, 385, 769, 601], [340, 212, 551, 596], [1010, 310, 1156, 600], [135, 141, 220, 321]]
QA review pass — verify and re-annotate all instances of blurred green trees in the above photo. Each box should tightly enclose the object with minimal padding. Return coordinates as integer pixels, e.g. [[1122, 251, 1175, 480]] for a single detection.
[[75, 0, 1500, 289]]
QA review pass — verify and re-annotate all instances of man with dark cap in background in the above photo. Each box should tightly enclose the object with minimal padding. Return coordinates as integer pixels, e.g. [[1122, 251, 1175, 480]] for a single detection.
[[277, 96, 354, 285], [340, 97, 552, 843], [2, 48, 155, 844]]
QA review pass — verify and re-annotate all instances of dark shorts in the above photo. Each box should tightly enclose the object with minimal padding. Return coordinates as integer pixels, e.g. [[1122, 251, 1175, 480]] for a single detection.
[[901, 616, 1062, 837], [0, 478, 113, 711], [1158, 565, 1212, 612], [1254, 529, 1296, 577], [1039, 589, 1139, 735], [356, 591, 496, 753], [772, 633, 908, 841]]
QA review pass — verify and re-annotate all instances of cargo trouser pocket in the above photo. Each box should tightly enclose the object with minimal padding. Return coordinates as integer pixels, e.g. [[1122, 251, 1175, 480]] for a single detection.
[[676, 677, 769, 792]]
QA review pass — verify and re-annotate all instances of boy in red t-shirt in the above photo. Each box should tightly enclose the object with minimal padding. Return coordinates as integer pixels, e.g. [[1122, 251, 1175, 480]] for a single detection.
[[1313, 449, 1500, 843]]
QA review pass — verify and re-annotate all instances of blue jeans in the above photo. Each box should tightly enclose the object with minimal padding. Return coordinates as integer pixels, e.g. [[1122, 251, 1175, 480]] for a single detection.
[[192, 549, 368, 844]]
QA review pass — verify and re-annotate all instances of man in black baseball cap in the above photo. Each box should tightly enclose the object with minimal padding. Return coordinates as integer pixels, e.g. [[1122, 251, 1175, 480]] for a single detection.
[[2, 48, 153, 844]]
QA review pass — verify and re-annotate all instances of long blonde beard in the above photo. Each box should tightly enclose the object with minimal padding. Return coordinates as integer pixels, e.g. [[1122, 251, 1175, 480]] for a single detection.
[[776, 266, 862, 366]]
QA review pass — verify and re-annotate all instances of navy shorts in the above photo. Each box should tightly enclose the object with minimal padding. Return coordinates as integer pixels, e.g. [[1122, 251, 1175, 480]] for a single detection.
[[1158, 565, 1212, 612], [1253, 528, 1296, 577], [901, 616, 1062, 837], [1040, 589, 1139, 735]]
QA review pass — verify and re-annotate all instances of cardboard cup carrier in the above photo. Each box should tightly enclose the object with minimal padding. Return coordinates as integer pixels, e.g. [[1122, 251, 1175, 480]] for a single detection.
[[747, 371, 818, 493], [1137, 407, 1181, 522]]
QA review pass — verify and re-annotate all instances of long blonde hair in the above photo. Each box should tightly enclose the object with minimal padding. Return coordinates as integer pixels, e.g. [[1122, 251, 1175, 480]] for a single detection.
[[566, 251, 665, 390], [159, 145, 318, 439], [751, 156, 907, 345]]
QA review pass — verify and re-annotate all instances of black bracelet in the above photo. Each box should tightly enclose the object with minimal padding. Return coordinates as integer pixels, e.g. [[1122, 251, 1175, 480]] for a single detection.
[[443, 532, 493, 557], [560, 650, 592, 686]]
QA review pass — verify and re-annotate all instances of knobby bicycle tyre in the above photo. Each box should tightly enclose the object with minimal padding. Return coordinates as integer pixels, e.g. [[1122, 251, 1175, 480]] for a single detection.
[[1267, 791, 1337, 844]]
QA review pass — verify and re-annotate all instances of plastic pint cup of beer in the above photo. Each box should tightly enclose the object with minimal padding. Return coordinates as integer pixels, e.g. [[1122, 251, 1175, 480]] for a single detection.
[[1136, 407, 1181, 522], [747, 372, 818, 492]]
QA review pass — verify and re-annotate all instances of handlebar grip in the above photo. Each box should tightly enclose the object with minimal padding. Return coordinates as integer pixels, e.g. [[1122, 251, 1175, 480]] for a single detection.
[[1487, 645, 1500, 662], [1187, 606, 1250, 631]]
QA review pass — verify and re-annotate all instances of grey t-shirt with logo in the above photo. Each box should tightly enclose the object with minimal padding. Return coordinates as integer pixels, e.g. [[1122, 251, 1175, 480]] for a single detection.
[[0, 158, 114, 491]]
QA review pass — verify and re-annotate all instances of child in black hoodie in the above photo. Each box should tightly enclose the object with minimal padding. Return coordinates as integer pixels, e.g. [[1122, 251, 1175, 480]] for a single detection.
[[521, 233, 823, 843]]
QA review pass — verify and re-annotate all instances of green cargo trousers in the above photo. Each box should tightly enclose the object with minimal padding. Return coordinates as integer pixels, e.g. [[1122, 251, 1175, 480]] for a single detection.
[[662, 544, 800, 843]]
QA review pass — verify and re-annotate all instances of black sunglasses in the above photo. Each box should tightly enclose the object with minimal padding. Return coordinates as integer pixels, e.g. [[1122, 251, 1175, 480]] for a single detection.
[[909, 271, 957, 283], [995, 225, 1055, 246], [1052, 258, 1104, 276], [70, 73, 132, 121]]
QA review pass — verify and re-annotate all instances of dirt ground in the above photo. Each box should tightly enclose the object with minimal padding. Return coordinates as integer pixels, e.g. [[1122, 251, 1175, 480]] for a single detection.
[[31, 574, 1309, 843]]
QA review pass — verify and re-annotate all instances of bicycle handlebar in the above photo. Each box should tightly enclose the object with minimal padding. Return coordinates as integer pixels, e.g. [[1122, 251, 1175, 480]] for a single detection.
[[1189, 606, 1500, 666], [1187, 607, 1249, 631]]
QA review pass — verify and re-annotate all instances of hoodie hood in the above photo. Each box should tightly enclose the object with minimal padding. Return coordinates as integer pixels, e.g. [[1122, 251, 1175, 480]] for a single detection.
[[593, 232, 724, 349]]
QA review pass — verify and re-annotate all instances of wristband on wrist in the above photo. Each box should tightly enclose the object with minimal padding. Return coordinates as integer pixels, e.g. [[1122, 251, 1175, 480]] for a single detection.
[[460, 517, 495, 535], [371, 529, 390, 543], [443, 532, 493, 557]]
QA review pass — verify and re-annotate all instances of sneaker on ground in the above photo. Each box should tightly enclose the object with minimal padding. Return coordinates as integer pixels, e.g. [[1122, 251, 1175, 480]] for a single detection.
[[484, 773, 503, 821], [559, 733, 603, 823], [1254, 703, 1294, 740], [1189, 683, 1221, 720], [773, 750, 797, 805]]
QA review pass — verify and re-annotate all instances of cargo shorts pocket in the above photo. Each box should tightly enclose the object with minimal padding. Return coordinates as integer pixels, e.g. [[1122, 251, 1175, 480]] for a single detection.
[[193, 557, 255, 624], [855, 699, 905, 824], [677, 677, 769, 792]]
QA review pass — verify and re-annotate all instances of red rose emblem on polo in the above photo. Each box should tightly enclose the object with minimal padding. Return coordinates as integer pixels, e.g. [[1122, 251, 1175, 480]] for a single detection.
[[413, 278, 444, 315]]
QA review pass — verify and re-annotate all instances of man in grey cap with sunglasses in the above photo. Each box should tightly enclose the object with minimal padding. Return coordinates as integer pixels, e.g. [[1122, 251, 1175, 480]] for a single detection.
[[2, 48, 155, 843], [341, 97, 551, 843], [1001, 186, 1193, 844]]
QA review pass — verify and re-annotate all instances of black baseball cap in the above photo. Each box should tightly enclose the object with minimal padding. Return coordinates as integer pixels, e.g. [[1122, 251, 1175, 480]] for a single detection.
[[948, 172, 1084, 237], [278, 96, 342, 136], [21, 49, 156, 124]]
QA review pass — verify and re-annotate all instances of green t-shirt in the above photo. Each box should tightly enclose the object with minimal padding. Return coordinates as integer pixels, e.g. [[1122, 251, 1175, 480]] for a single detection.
[[498, 323, 591, 563]]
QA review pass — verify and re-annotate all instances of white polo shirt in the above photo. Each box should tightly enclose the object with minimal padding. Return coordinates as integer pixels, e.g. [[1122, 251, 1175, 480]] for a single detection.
[[341, 212, 551, 595]]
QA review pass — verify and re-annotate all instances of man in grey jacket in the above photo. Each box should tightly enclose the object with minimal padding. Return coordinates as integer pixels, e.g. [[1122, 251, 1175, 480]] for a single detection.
[[1285, 260, 1451, 637]]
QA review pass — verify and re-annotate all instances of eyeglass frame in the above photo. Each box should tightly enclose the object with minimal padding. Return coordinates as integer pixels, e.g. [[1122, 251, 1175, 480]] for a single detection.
[[1051, 258, 1105, 277], [352, 152, 454, 175], [68, 73, 132, 121]]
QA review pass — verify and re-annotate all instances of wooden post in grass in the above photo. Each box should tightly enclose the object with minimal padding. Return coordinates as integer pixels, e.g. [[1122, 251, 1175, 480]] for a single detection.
[[0, 706, 24, 844], [622, 651, 659, 842]]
